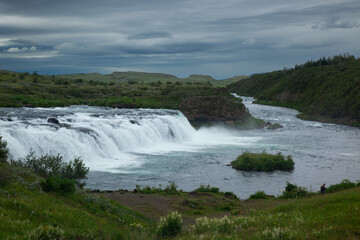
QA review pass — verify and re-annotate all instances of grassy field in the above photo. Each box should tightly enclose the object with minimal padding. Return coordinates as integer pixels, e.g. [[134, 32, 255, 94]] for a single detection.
[[1, 161, 359, 239], [0, 70, 234, 109]]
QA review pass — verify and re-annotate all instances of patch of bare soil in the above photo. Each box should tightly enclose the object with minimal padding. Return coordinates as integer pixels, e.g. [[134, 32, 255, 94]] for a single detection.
[[96, 191, 284, 228]]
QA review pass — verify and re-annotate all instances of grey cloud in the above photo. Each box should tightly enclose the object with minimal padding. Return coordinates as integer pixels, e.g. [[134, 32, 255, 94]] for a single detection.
[[127, 32, 172, 40], [0, 0, 359, 78], [312, 16, 359, 30]]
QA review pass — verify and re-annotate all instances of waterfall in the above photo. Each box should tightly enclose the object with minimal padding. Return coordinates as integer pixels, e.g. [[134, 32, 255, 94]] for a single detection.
[[0, 106, 196, 171]]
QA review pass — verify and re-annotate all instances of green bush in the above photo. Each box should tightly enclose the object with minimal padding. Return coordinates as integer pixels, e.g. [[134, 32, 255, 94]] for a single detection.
[[0, 135, 9, 163], [280, 182, 310, 199], [135, 182, 181, 195], [231, 151, 294, 172], [156, 211, 182, 238], [41, 175, 76, 195], [11, 151, 89, 188], [326, 179, 360, 193], [249, 191, 268, 200], [27, 225, 64, 240], [194, 185, 220, 193]]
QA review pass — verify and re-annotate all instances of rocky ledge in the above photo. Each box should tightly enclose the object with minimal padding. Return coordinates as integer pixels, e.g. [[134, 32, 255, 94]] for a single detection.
[[179, 96, 264, 129]]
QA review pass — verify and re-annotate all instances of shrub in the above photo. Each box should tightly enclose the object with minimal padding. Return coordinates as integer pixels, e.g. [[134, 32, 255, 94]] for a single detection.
[[0, 135, 9, 163], [62, 157, 89, 188], [194, 185, 220, 193], [224, 191, 238, 200], [11, 151, 89, 188], [41, 175, 76, 195], [193, 215, 234, 234], [231, 151, 294, 172], [156, 211, 182, 238], [249, 191, 268, 200], [28, 225, 64, 240], [326, 179, 359, 193], [280, 182, 309, 199], [135, 182, 181, 195]]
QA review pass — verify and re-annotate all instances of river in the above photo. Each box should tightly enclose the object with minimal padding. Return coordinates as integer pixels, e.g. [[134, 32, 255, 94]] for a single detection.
[[0, 97, 359, 198]]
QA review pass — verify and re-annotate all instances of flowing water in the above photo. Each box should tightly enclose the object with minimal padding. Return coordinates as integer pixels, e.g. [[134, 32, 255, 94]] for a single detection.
[[1, 98, 359, 198]]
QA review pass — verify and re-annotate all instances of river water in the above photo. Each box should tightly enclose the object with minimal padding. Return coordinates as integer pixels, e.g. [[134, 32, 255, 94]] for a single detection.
[[0, 98, 359, 198]]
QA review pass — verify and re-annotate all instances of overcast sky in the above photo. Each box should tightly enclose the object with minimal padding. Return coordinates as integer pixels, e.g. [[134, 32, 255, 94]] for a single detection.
[[0, 0, 359, 79]]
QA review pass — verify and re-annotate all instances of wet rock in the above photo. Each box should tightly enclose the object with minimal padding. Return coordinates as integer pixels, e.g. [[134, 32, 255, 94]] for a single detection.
[[47, 117, 60, 124]]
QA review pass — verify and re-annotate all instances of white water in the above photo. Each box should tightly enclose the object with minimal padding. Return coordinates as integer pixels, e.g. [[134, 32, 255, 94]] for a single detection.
[[0, 106, 258, 172]]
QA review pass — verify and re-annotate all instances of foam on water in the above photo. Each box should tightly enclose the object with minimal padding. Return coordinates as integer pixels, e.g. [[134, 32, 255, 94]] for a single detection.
[[0, 106, 258, 172]]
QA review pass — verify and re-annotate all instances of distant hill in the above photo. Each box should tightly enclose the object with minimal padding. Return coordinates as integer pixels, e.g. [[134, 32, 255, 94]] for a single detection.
[[58, 71, 247, 87], [228, 54, 360, 127]]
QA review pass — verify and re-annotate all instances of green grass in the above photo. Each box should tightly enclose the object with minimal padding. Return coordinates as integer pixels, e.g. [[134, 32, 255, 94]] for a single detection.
[[1, 162, 360, 239], [231, 151, 295, 172], [178, 187, 360, 239], [0, 163, 154, 239]]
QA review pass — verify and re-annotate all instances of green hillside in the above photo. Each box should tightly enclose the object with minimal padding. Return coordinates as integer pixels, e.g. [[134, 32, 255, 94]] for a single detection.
[[228, 55, 360, 127], [0, 70, 231, 109], [59, 71, 246, 86]]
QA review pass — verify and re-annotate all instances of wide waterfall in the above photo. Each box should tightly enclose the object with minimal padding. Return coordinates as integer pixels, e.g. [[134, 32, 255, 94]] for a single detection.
[[1, 103, 360, 198], [0, 106, 197, 171]]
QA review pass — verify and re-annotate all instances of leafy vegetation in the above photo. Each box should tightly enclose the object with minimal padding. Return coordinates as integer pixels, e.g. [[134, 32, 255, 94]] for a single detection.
[[135, 182, 181, 195], [155, 211, 182, 238], [0, 135, 8, 163], [0, 69, 241, 110], [326, 179, 360, 193], [228, 54, 360, 127], [249, 191, 270, 200], [41, 175, 76, 195], [193, 185, 238, 200], [279, 182, 314, 199], [0, 162, 153, 239], [231, 151, 294, 172], [10, 151, 89, 188]]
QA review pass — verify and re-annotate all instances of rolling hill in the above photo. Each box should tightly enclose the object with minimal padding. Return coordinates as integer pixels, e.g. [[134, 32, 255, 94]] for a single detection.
[[228, 54, 360, 127]]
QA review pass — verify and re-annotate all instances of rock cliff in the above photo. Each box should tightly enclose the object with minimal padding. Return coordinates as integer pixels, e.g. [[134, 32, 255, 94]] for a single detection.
[[179, 96, 264, 129]]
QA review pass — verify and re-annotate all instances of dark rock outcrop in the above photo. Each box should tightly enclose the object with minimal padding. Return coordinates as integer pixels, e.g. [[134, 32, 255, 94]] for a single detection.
[[179, 96, 246, 123], [47, 117, 60, 124], [179, 96, 264, 129]]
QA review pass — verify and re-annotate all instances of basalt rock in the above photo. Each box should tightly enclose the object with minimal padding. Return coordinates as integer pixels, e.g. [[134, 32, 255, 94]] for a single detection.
[[179, 96, 264, 129]]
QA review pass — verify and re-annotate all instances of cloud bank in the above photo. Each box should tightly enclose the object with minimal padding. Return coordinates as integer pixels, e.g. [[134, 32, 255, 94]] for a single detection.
[[0, 0, 359, 78]]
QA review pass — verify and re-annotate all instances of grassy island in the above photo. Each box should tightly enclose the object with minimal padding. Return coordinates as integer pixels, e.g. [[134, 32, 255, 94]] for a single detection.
[[231, 151, 294, 171]]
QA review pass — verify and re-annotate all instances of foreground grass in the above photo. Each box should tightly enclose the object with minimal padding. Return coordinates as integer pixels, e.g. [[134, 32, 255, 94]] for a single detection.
[[1, 162, 359, 239], [0, 163, 154, 239], [178, 187, 360, 239]]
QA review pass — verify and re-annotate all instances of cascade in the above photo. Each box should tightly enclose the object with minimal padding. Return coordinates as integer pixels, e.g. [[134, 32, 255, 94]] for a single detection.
[[0, 106, 196, 171]]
